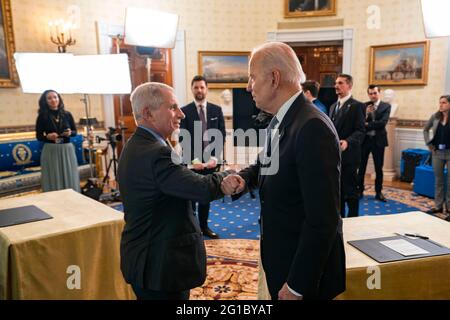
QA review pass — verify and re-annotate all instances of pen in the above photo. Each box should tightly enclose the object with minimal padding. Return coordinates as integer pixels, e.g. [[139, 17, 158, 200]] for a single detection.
[[404, 233, 429, 240]]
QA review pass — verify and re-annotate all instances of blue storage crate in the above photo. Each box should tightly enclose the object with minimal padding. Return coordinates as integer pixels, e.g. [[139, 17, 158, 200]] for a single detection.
[[400, 149, 431, 182], [413, 164, 447, 198]]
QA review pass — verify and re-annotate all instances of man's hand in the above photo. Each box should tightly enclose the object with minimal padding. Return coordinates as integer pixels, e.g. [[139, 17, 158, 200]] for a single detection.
[[339, 140, 348, 151], [278, 283, 303, 300], [428, 145, 435, 152], [221, 175, 246, 195]]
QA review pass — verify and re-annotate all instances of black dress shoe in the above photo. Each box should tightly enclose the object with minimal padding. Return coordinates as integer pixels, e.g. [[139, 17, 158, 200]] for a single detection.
[[375, 193, 387, 202], [201, 227, 219, 239], [427, 207, 443, 214]]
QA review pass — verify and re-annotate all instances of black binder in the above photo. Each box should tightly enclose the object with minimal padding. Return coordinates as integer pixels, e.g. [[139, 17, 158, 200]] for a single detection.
[[0, 205, 53, 228], [348, 235, 450, 263]]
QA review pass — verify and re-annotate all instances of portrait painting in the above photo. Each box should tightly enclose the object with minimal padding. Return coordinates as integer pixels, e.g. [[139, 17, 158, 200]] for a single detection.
[[0, 0, 19, 88], [285, 0, 336, 18]]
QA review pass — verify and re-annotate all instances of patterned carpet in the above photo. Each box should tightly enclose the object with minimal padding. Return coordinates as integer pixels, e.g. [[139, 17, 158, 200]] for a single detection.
[[191, 239, 260, 300]]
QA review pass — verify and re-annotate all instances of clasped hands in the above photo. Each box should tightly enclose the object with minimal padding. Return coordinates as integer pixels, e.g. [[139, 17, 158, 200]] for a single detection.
[[220, 174, 246, 195]]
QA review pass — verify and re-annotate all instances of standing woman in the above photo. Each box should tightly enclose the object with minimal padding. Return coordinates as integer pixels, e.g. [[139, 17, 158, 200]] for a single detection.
[[35, 89, 80, 192], [424, 95, 450, 219]]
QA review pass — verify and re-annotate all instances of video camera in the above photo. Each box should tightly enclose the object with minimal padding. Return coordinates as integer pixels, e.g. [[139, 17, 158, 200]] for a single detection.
[[96, 127, 123, 145]]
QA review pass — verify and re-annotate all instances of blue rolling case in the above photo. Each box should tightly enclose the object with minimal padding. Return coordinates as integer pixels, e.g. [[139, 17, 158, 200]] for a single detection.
[[413, 165, 447, 198], [400, 149, 431, 182]]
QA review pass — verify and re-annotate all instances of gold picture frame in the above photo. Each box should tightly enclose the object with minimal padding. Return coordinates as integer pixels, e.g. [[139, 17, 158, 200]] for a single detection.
[[285, 0, 336, 18], [198, 51, 250, 89], [369, 41, 430, 86], [0, 0, 19, 88]]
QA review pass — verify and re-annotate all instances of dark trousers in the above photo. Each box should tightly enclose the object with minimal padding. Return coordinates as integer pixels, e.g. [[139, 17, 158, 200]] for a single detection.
[[358, 137, 386, 194], [132, 285, 190, 300], [192, 201, 211, 229], [341, 163, 360, 218], [192, 167, 216, 229]]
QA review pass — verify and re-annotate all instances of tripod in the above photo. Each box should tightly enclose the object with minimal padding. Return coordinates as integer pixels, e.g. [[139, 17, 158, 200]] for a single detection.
[[100, 140, 120, 202]]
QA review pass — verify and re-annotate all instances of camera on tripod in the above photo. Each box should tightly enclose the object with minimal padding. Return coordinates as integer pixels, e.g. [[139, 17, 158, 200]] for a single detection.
[[96, 127, 122, 145]]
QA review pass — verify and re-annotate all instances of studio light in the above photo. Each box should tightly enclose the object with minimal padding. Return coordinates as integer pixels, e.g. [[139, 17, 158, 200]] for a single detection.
[[124, 7, 179, 49], [421, 0, 450, 38]]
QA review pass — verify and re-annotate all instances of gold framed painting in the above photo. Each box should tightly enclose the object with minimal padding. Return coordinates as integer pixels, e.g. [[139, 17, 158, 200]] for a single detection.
[[285, 0, 336, 18], [0, 0, 19, 88], [369, 41, 430, 86], [198, 51, 250, 89]]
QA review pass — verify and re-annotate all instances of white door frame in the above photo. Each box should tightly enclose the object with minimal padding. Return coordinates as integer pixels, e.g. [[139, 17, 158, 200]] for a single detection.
[[267, 27, 355, 75]]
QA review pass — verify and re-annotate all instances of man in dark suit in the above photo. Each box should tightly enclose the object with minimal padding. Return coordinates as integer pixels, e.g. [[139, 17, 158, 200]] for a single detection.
[[229, 42, 345, 300], [358, 85, 391, 202], [180, 75, 226, 239], [117, 82, 241, 300], [329, 74, 366, 218]]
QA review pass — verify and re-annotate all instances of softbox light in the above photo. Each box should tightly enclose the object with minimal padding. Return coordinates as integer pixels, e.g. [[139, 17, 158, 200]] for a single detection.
[[421, 0, 450, 38], [14, 53, 75, 93], [124, 7, 179, 48], [14, 53, 132, 94]]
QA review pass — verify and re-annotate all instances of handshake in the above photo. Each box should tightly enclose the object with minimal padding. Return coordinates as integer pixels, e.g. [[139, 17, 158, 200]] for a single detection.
[[220, 174, 246, 196]]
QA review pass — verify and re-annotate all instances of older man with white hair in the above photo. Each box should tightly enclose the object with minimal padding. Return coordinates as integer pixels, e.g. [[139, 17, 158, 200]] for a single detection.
[[117, 82, 243, 300], [233, 42, 346, 300]]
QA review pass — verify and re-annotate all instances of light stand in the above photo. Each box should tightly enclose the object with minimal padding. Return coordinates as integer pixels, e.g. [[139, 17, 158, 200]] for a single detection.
[[79, 96, 98, 179]]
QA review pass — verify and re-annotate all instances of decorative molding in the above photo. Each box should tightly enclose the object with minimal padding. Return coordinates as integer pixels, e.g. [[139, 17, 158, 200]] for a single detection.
[[277, 19, 344, 30], [396, 119, 427, 128]]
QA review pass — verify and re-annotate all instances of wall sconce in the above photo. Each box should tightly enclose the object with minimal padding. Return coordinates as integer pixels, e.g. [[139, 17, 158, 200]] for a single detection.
[[48, 19, 76, 53]]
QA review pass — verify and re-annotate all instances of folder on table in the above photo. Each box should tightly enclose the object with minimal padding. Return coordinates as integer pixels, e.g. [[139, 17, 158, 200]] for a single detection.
[[0, 205, 53, 227], [348, 235, 450, 263]]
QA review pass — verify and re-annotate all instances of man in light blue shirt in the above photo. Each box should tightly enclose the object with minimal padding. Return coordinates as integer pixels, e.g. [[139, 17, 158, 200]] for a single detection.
[[302, 80, 328, 114]]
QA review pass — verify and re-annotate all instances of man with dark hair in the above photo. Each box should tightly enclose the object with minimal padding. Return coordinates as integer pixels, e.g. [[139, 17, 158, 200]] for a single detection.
[[329, 74, 365, 218], [302, 80, 327, 113], [357, 85, 391, 202], [180, 75, 226, 239]]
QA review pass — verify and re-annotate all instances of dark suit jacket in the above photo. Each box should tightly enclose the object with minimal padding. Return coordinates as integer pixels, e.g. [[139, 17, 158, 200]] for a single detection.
[[180, 102, 226, 163], [364, 101, 391, 147], [238, 93, 346, 300], [329, 97, 366, 166], [117, 127, 227, 291]]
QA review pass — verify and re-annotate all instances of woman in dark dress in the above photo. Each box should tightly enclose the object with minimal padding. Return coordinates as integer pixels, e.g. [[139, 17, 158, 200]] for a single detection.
[[35, 89, 80, 192]]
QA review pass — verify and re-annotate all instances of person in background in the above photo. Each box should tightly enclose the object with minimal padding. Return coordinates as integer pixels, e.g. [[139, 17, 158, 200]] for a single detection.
[[423, 95, 450, 221], [35, 89, 80, 192], [302, 80, 328, 114], [357, 85, 391, 202], [329, 74, 365, 218], [180, 75, 226, 239]]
